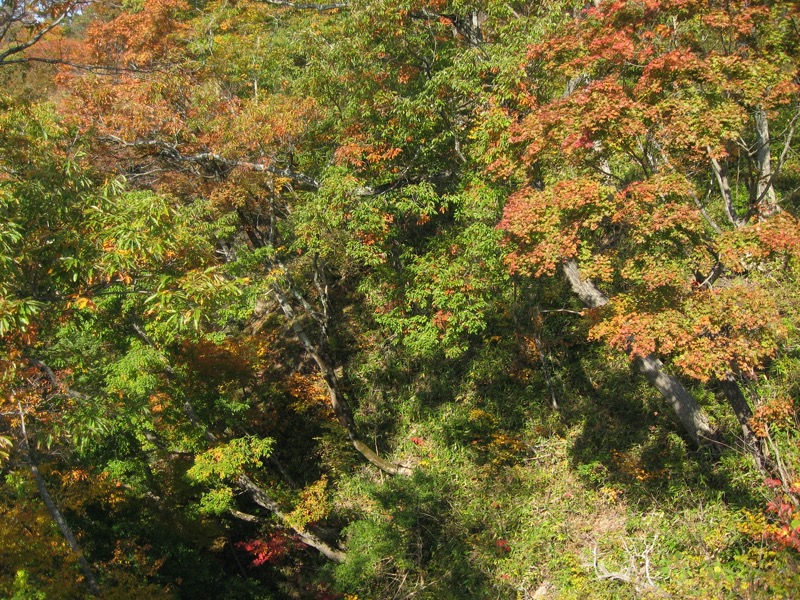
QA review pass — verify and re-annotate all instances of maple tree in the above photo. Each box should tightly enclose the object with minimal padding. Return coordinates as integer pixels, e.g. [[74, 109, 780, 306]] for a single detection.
[[496, 0, 800, 457]]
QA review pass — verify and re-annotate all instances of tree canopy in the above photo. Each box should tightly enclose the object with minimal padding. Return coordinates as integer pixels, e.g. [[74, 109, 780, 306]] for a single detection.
[[1, 1, 799, 597]]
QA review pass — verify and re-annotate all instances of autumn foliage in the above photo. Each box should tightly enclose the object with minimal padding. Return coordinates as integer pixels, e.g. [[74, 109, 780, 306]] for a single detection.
[[499, 0, 800, 385], [1, 1, 799, 598]]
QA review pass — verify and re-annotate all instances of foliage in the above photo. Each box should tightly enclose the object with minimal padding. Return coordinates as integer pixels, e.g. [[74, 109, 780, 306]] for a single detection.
[[497, 0, 800, 384], [236, 533, 295, 568], [188, 436, 274, 482], [0, 1, 799, 598]]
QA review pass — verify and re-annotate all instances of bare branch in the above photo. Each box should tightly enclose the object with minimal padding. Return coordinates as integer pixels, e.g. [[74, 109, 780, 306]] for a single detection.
[[747, 106, 799, 220], [590, 537, 670, 598], [237, 474, 347, 562], [696, 260, 723, 290], [539, 308, 583, 316], [17, 400, 101, 595], [101, 136, 322, 190], [708, 148, 743, 228], [256, 0, 347, 10], [775, 108, 800, 175], [409, 8, 486, 48], [351, 169, 454, 197], [26, 358, 90, 401], [690, 188, 722, 234], [227, 509, 262, 523], [26, 358, 58, 388], [0, 12, 66, 65], [269, 279, 413, 476], [0, 56, 159, 74]]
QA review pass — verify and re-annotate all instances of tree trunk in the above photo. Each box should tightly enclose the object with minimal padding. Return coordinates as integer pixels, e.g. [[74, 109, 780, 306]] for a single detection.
[[562, 259, 719, 448], [237, 475, 347, 562], [753, 107, 780, 218], [144, 420, 348, 563], [718, 374, 771, 473], [270, 281, 413, 476], [18, 404, 101, 595], [709, 151, 744, 228], [633, 355, 719, 447], [236, 206, 411, 476]]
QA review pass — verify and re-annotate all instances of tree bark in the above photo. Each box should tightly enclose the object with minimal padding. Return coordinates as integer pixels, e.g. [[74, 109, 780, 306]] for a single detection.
[[753, 107, 780, 218], [709, 151, 744, 228], [633, 355, 719, 447], [718, 374, 771, 473], [142, 422, 348, 562], [562, 259, 719, 448], [17, 404, 101, 595], [270, 282, 413, 476], [234, 203, 411, 476], [237, 475, 347, 562]]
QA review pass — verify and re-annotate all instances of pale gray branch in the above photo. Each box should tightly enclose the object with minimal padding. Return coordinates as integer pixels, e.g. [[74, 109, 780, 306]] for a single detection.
[[256, 0, 347, 10], [0, 12, 66, 64], [708, 148, 743, 228], [17, 401, 101, 595]]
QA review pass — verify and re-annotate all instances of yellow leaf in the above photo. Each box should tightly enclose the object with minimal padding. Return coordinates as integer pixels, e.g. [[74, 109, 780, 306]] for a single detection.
[[73, 297, 96, 311]]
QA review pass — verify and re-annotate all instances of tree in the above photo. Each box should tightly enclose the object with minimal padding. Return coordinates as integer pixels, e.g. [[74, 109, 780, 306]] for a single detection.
[[55, 0, 514, 475], [2, 1, 800, 596], [0, 1, 84, 67], [0, 90, 271, 593], [494, 0, 800, 455]]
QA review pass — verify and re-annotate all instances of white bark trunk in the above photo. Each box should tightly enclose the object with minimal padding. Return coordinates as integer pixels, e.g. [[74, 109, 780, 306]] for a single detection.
[[562, 259, 719, 447], [753, 108, 780, 218]]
